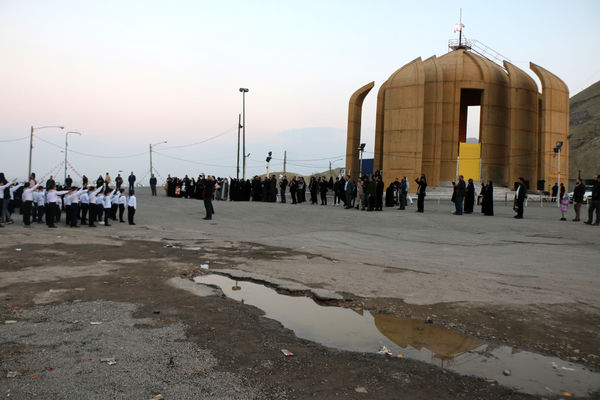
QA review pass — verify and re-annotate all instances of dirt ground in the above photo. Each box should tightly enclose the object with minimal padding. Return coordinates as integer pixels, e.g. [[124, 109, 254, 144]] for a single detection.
[[1, 237, 598, 399]]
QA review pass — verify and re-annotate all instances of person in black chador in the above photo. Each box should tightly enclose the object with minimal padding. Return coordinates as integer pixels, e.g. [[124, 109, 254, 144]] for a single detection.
[[415, 174, 427, 213], [297, 177, 306, 203], [202, 175, 215, 220], [279, 176, 288, 203], [375, 175, 384, 211], [385, 182, 396, 207], [269, 175, 277, 202], [481, 180, 494, 216], [319, 176, 328, 205], [289, 177, 297, 204], [464, 178, 475, 214], [309, 176, 318, 205]]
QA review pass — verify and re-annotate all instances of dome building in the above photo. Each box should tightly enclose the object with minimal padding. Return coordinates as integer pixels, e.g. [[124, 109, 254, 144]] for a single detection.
[[345, 46, 569, 191]]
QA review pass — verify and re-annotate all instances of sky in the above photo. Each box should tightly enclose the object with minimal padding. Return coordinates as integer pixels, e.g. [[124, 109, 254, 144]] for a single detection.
[[1, 0, 599, 183]]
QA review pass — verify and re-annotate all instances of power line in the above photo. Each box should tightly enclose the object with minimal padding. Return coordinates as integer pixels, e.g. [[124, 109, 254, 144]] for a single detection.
[[0, 136, 28, 143], [160, 126, 237, 150], [152, 150, 237, 169], [35, 136, 149, 159]]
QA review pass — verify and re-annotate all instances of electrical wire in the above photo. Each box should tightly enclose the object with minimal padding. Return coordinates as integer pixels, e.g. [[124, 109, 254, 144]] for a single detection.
[[0, 136, 28, 143], [160, 126, 237, 150], [35, 136, 149, 159]]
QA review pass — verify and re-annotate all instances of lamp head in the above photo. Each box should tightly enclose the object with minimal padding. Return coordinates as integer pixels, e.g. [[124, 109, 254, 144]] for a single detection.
[[239, 88, 249, 93], [555, 141, 563, 148]]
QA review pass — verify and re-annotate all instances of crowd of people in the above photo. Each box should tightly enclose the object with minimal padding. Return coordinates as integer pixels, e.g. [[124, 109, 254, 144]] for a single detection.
[[160, 171, 600, 224], [0, 172, 137, 229]]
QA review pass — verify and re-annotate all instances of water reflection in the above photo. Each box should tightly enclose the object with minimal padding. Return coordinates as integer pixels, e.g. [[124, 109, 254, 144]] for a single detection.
[[195, 274, 600, 397]]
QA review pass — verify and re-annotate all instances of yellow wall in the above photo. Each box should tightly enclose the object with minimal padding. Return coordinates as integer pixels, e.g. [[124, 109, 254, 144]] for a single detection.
[[458, 143, 481, 181]]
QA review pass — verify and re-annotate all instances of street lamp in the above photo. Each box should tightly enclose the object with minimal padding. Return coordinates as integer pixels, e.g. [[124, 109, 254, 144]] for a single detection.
[[28, 125, 64, 179], [554, 141, 563, 206], [266, 151, 272, 176], [358, 143, 366, 178], [239, 88, 249, 179], [149, 140, 168, 177], [64, 131, 82, 183]]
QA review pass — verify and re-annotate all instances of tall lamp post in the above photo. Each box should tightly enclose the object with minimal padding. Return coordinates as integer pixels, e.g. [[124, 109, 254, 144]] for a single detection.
[[554, 141, 563, 206], [64, 131, 82, 183], [149, 140, 168, 177], [358, 143, 366, 178], [239, 88, 249, 179], [28, 125, 64, 179]]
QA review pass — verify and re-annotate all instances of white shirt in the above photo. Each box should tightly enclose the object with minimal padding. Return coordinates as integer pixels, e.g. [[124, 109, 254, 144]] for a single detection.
[[103, 192, 113, 208], [128, 195, 136, 209], [37, 190, 46, 206], [9, 183, 23, 200], [66, 188, 85, 204], [64, 194, 72, 206], [88, 187, 103, 203], [80, 192, 89, 204], [46, 190, 69, 203], [0, 182, 13, 199], [118, 193, 126, 205], [96, 194, 104, 205], [110, 192, 119, 205], [22, 184, 41, 202]]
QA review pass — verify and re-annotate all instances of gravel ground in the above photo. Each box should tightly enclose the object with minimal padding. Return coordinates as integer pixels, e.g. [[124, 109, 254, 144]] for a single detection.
[[1, 300, 257, 400]]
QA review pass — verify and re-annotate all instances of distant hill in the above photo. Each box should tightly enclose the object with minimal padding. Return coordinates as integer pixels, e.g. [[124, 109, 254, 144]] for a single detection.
[[570, 80, 600, 180], [257, 167, 344, 179]]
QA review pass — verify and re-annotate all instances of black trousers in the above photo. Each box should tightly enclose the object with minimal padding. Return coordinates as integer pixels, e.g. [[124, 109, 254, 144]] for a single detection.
[[88, 204, 96, 226], [151, 185, 157, 196], [111, 204, 118, 220], [104, 208, 110, 225], [81, 203, 88, 224], [516, 199, 524, 218], [291, 190, 297, 204], [203, 198, 213, 219], [320, 192, 327, 205], [37, 204, 46, 222], [376, 195, 383, 211], [65, 205, 71, 225], [23, 200, 32, 225], [46, 204, 56, 227], [97, 206, 103, 221], [127, 206, 135, 224], [70, 204, 79, 227], [119, 204, 125, 222], [417, 194, 425, 212]]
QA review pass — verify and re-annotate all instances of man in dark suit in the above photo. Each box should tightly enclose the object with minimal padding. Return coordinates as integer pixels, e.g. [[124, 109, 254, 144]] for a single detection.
[[344, 175, 355, 209], [128, 172, 136, 192], [514, 177, 527, 219], [149, 174, 158, 196], [202, 175, 215, 220], [375, 175, 384, 211]]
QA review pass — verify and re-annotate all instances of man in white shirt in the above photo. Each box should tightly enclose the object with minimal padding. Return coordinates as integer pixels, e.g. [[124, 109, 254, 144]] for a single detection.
[[110, 190, 119, 221], [118, 188, 127, 222], [66, 188, 86, 227], [80, 190, 90, 225], [45, 186, 69, 228], [21, 181, 41, 227], [127, 190, 137, 225], [36, 187, 46, 223], [1, 179, 17, 224], [87, 186, 103, 227]]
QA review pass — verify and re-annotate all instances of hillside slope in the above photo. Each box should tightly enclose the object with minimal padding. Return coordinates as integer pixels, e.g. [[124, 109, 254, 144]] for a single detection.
[[570, 80, 600, 179]]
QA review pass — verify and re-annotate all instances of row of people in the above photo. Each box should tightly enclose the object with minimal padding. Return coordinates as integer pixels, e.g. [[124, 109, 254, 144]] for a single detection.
[[0, 175, 137, 228]]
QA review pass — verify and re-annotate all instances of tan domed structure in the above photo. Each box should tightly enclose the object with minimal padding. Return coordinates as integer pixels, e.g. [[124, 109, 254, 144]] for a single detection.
[[346, 49, 569, 190]]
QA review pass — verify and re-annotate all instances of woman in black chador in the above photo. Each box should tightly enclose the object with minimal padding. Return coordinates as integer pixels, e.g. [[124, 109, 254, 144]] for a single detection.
[[464, 178, 475, 213], [385, 182, 396, 207], [309, 176, 318, 205], [481, 180, 494, 216]]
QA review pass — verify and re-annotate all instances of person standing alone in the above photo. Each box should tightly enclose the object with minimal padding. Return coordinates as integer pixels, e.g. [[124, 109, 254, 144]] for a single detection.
[[149, 174, 157, 196], [514, 177, 527, 219], [203, 176, 215, 220], [453, 175, 466, 215], [128, 172, 136, 192]]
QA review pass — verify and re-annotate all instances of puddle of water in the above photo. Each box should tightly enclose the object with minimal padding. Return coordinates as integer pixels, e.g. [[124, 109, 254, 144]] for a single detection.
[[195, 274, 600, 397]]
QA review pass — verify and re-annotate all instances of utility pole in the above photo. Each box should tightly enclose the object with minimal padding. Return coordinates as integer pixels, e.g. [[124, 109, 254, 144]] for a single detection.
[[283, 151, 287, 174], [239, 88, 249, 179], [329, 161, 332, 178], [64, 131, 81, 183], [149, 144, 153, 177], [28, 125, 64, 180], [237, 114, 241, 179]]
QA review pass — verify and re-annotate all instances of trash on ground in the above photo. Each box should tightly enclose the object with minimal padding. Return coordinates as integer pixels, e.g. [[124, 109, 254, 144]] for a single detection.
[[425, 316, 433, 324], [377, 346, 392, 356], [281, 349, 294, 357], [200, 264, 209, 269], [485, 379, 497, 384], [153, 310, 160, 314], [502, 369, 511, 376], [561, 391, 573, 397], [561, 366, 575, 371], [31, 376, 37, 380], [90, 321, 102, 325], [15, 248, 22, 252], [100, 357, 116, 363], [151, 394, 164, 400], [354, 386, 368, 393], [551, 361, 558, 369], [6, 371, 19, 378], [396, 353, 404, 358], [4, 320, 17, 324]]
